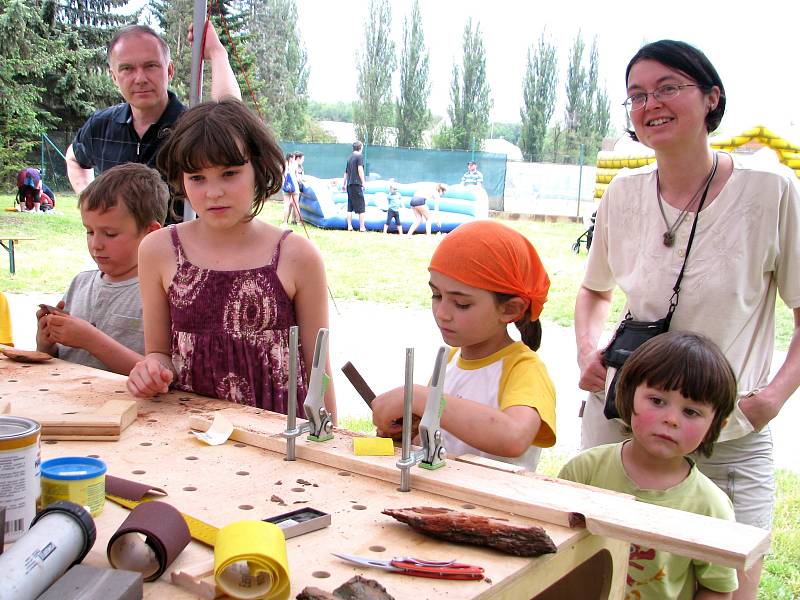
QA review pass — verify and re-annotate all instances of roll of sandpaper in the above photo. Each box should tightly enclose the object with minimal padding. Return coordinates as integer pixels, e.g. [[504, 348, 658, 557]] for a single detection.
[[107, 501, 191, 582], [214, 520, 290, 600]]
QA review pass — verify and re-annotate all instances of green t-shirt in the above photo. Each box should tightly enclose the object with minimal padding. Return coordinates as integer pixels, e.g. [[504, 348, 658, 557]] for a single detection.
[[559, 442, 738, 600]]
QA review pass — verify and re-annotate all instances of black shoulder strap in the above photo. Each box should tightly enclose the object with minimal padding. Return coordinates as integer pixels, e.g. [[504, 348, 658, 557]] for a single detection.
[[666, 152, 719, 324]]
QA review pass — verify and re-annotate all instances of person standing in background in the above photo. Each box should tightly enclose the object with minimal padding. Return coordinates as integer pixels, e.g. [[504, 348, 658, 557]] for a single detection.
[[342, 141, 366, 232], [461, 161, 483, 187]]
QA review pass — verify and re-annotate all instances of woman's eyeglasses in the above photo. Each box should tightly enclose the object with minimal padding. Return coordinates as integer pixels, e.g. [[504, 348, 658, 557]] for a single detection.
[[623, 84, 699, 112]]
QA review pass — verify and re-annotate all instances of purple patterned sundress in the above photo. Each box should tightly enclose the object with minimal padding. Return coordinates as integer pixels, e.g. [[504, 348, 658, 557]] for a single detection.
[[167, 226, 306, 413]]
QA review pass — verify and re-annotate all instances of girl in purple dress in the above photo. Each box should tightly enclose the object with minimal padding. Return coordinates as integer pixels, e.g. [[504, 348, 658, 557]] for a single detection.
[[127, 99, 336, 420]]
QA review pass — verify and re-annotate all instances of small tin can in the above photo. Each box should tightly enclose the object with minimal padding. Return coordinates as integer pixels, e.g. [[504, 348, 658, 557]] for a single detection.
[[0, 416, 41, 541], [41, 457, 107, 517]]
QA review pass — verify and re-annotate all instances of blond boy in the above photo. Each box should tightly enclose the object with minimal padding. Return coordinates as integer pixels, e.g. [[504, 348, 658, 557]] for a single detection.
[[36, 163, 168, 374]]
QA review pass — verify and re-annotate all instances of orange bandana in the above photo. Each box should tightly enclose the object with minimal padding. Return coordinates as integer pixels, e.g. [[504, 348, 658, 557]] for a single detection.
[[428, 220, 550, 321]]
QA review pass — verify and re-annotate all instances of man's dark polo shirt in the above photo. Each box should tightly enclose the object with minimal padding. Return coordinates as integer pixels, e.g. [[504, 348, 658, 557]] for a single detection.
[[72, 91, 186, 173]]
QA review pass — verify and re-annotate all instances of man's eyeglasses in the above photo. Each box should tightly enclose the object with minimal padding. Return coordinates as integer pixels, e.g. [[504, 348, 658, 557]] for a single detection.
[[623, 84, 699, 112]]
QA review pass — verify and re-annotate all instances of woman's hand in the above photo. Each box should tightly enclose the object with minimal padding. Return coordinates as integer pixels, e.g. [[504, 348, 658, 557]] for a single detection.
[[738, 388, 782, 432], [127, 354, 174, 397], [578, 348, 607, 392]]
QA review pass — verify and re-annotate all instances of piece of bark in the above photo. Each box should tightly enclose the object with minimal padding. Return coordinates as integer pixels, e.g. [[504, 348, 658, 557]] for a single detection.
[[332, 576, 394, 600], [296, 587, 339, 600], [382, 506, 557, 557], [297, 576, 394, 600]]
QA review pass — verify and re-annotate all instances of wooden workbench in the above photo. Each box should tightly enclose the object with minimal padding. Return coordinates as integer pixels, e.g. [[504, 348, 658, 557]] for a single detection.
[[0, 357, 769, 599]]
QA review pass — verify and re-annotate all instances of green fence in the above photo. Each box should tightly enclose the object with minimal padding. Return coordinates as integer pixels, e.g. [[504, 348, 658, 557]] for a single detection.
[[282, 143, 508, 210], [28, 135, 508, 210]]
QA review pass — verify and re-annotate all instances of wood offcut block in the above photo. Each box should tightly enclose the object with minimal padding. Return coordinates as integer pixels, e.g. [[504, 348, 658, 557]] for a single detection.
[[1, 398, 137, 440]]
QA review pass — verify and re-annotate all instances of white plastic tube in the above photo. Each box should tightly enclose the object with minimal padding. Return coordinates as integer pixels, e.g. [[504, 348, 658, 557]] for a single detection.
[[0, 502, 94, 600]]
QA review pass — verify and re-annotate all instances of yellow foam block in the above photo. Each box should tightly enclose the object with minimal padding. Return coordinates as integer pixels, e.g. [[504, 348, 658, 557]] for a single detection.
[[353, 437, 395, 456]]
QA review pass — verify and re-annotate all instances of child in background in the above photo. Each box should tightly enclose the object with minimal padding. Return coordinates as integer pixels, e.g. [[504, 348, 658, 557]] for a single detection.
[[559, 331, 738, 600], [36, 163, 168, 374], [383, 183, 403, 234], [281, 153, 299, 228], [127, 99, 336, 419], [371, 220, 556, 470], [407, 183, 447, 237]]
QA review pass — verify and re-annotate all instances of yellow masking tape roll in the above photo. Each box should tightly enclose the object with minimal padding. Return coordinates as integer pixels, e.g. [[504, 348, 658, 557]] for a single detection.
[[214, 520, 290, 600]]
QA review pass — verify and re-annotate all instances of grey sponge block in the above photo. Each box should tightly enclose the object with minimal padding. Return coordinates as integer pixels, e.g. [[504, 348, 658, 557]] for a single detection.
[[37, 564, 143, 600]]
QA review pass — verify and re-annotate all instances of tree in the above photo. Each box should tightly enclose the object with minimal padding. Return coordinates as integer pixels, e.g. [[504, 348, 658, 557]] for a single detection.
[[491, 122, 521, 145], [40, 0, 129, 129], [562, 31, 611, 163], [354, 0, 395, 146], [0, 0, 59, 179], [395, 0, 430, 148], [150, 0, 256, 109], [564, 31, 586, 139], [519, 32, 558, 162], [245, 0, 309, 140], [308, 101, 354, 123], [436, 18, 491, 150]]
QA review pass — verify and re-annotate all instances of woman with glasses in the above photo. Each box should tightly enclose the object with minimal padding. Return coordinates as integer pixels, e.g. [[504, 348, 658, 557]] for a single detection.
[[574, 39, 800, 599]]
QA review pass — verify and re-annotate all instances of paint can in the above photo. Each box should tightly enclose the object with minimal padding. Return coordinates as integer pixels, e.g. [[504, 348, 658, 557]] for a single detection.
[[41, 457, 107, 517], [0, 416, 41, 542]]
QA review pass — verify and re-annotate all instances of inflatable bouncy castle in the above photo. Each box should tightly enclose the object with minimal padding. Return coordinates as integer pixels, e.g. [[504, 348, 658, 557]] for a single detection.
[[297, 177, 489, 233], [594, 125, 800, 199]]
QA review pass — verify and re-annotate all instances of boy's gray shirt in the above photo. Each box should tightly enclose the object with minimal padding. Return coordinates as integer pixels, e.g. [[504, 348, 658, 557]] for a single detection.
[[57, 270, 143, 371]]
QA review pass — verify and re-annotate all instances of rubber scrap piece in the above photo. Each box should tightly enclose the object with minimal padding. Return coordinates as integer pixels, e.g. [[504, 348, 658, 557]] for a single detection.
[[36, 564, 143, 600], [382, 506, 558, 557], [297, 575, 395, 600]]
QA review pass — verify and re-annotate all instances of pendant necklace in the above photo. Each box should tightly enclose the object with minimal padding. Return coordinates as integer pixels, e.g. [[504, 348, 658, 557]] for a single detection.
[[656, 152, 718, 247]]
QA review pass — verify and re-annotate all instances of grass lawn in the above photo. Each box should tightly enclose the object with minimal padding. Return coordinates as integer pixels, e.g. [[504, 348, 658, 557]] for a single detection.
[[1, 193, 797, 598]]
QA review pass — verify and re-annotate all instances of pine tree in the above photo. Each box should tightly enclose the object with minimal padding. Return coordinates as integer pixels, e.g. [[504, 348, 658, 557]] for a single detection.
[[43, 0, 130, 128], [0, 0, 64, 179], [354, 0, 396, 146], [437, 18, 491, 150], [395, 0, 429, 148], [519, 32, 558, 162]]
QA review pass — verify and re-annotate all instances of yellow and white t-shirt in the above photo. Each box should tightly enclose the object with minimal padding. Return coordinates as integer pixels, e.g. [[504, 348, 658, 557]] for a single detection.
[[442, 341, 556, 470]]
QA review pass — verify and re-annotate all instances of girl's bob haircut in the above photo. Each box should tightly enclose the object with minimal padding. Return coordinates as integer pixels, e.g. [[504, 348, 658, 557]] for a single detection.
[[156, 98, 285, 221], [615, 331, 737, 458]]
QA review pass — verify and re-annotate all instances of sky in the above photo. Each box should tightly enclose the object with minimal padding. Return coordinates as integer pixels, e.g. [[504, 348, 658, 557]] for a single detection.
[[293, 0, 798, 138], [132, 0, 799, 139]]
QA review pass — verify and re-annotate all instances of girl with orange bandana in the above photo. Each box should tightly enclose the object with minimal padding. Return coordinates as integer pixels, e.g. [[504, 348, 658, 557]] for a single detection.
[[371, 220, 556, 470]]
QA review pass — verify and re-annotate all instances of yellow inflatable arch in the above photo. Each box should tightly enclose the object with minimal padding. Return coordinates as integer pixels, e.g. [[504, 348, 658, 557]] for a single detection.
[[594, 125, 800, 199]]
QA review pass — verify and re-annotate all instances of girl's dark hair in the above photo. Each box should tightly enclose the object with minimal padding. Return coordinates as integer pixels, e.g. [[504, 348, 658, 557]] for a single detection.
[[615, 331, 737, 458], [156, 98, 285, 221], [494, 293, 542, 351], [625, 40, 726, 142]]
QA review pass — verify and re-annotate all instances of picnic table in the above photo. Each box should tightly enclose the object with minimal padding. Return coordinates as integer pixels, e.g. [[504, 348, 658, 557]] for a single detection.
[[0, 234, 36, 274]]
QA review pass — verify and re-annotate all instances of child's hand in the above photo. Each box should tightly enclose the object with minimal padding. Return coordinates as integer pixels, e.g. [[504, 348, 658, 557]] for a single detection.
[[35, 303, 62, 352], [372, 385, 424, 440], [127, 355, 174, 397], [45, 313, 94, 349]]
